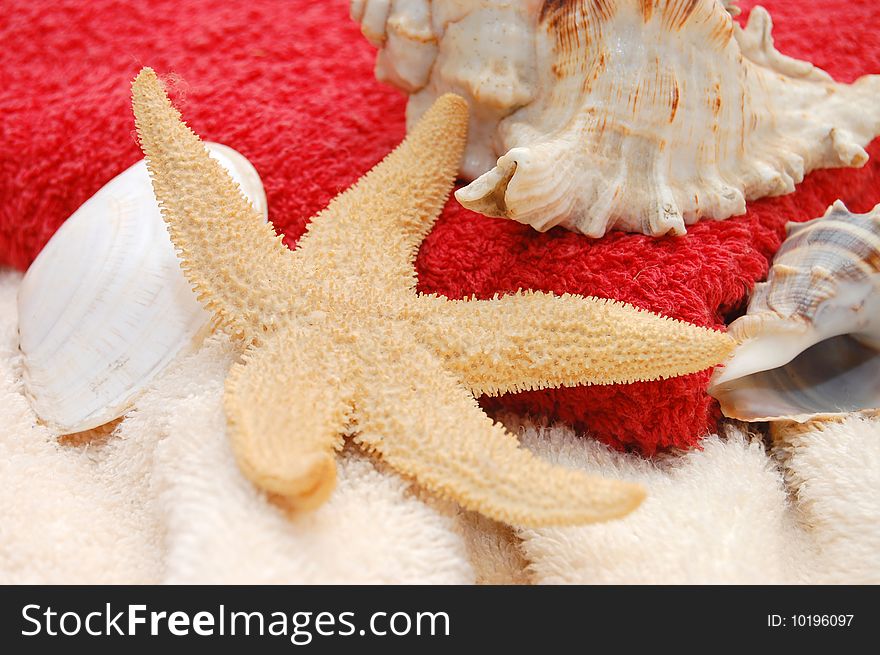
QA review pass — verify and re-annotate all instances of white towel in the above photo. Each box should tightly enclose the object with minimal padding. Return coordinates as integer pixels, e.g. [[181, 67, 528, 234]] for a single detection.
[[1, 268, 877, 583]]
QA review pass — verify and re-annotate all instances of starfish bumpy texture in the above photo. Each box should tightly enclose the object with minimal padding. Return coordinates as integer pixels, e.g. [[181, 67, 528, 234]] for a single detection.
[[131, 67, 734, 527]]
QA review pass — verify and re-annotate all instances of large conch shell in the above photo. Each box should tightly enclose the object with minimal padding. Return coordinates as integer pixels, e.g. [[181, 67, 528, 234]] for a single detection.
[[354, 1, 880, 237], [708, 201, 880, 422], [17, 143, 268, 434]]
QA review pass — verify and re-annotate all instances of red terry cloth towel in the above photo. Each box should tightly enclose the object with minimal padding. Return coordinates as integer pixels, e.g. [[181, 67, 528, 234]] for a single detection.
[[1, 1, 878, 454]]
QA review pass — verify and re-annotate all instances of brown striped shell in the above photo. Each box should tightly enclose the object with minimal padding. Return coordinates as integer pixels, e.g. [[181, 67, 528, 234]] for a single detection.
[[354, 1, 880, 237], [709, 201, 880, 422]]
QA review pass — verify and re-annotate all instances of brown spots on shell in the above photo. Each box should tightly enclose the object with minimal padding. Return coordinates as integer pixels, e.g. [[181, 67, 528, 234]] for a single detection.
[[709, 83, 722, 118], [639, 0, 655, 22], [662, 0, 701, 31], [865, 246, 880, 272], [539, 0, 573, 23], [542, 1, 583, 68], [594, 0, 615, 21], [650, 62, 681, 123], [770, 263, 801, 279], [650, 57, 664, 106], [540, 1, 617, 57], [708, 12, 735, 49], [581, 49, 607, 93], [540, 0, 616, 23], [588, 112, 616, 140], [628, 81, 643, 115], [669, 78, 680, 123]]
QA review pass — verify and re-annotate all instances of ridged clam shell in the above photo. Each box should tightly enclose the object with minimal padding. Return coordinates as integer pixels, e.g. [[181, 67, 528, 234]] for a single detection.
[[709, 201, 880, 422], [18, 142, 268, 434], [355, 1, 880, 237]]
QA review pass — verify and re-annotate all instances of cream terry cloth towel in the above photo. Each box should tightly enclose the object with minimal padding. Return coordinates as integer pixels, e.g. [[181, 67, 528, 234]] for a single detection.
[[1, 268, 878, 584]]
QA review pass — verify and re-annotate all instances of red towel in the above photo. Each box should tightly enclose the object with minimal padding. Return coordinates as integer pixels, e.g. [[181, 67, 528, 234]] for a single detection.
[[1, 0, 878, 453]]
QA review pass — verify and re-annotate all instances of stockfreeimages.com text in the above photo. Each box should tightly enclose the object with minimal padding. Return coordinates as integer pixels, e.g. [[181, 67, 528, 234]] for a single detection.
[[22, 604, 450, 645]]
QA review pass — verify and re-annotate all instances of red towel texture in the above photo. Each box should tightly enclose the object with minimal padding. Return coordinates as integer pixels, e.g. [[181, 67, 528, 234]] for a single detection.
[[1, 1, 878, 454]]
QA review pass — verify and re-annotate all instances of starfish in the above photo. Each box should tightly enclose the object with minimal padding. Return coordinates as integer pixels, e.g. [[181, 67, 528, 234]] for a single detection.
[[131, 67, 734, 527]]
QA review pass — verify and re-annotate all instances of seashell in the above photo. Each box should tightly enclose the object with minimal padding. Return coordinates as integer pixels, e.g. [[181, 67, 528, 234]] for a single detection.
[[17, 142, 268, 434], [708, 200, 880, 422], [722, 1, 740, 17], [355, 1, 880, 237]]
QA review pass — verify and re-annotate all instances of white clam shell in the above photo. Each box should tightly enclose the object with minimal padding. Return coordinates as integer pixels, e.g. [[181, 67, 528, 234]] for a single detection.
[[709, 201, 880, 422], [17, 142, 268, 434], [355, 0, 880, 237]]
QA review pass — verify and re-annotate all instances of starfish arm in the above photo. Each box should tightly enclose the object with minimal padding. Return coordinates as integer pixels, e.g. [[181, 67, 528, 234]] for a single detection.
[[352, 323, 646, 527], [131, 68, 298, 342], [224, 321, 354, 511], [412, 292, 736, 395], [294, 94, 468, 294]]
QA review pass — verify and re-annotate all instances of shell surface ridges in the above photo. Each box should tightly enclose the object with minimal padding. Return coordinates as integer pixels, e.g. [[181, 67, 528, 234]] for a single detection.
[[709, 201, 880, 422], [17, 143, 268, 434], [354, 0, 880, 237]]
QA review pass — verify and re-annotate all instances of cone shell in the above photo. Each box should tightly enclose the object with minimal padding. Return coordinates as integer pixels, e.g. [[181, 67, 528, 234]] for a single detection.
[[709, 201, 880, 422], [355, 0, 880, 237], [17, 143, 268, 434]]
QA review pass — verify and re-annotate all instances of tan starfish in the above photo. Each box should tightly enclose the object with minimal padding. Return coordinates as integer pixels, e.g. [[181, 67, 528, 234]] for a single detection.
[[131, 67, 734, 527]]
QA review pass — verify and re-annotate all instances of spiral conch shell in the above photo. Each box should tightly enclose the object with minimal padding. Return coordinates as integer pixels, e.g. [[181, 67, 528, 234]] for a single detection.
[[18, 143, 268, 434], [708, 201, 880, 422], [353, 1, 880, 237]]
